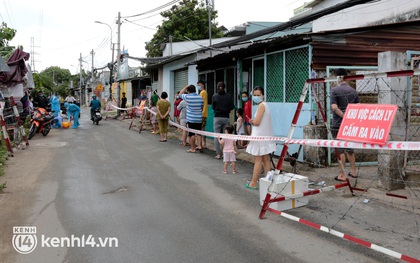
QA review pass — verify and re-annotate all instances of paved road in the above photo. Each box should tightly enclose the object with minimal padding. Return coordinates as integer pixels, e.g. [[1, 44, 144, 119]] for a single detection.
[[0, 113, 400, 262]]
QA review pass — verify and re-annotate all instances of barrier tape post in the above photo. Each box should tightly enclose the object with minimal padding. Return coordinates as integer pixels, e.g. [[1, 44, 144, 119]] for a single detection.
[[260, 83, 310, 219], [9, 95, 29, 146], [0, 103, 13, 156], [266, 208, 420, 263]]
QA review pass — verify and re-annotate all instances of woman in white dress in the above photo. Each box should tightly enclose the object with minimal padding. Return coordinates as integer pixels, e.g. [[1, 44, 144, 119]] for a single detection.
[[245, 86, 277, 190]]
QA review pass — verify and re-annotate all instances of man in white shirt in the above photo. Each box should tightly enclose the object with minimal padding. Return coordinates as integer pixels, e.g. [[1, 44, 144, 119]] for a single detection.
[[65, 95, 76, 103]]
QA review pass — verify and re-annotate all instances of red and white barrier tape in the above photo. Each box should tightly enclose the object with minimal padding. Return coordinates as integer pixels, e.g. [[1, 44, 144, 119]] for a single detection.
[[266, 208, 420, 263], [110, 105, 137, 111], [118, 106, 420, 151]]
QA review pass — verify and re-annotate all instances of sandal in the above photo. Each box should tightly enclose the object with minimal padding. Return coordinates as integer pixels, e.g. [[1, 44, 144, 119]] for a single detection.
[[215, 154, 221, 159], [232, 170, 237, 174], [334, 176, 347, 182], [186, 149, 196, 153], [223, 170, 227, 174], [348, 172, 358, 178], [245, 183, 258, 190], [195, 147, 204, 153]]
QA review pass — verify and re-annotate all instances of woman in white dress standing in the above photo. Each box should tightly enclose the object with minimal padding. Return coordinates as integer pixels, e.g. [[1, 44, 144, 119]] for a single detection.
[[245, 86, 277, 190]]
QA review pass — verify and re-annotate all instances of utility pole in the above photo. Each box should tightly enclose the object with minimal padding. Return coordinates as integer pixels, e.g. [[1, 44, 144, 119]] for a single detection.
[[109, 43, 115, 100], [79, 53, 83, 102], [116, 12, 121, 107], [206, 0, 213, 57], [169, 35, 173, 56], [30, 37, 36, 72], [90, 49, 95, 105]]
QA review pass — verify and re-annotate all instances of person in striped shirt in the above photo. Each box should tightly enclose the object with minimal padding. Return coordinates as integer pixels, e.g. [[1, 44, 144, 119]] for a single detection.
[[179, 85, 204, 153]]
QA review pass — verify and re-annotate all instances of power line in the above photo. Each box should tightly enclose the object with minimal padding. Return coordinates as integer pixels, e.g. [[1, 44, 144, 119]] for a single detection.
[[2, 0, 14, 28], [123, 19, 158, 31], [123, 0, 181, 19], [5, 0, 16, 27], [127, 6, 172, 23]]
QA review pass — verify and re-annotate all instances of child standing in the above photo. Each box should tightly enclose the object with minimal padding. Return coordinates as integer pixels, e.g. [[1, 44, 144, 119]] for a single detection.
[[218, 125, 238, 174], [150, 101, 158, 134], [177, 98, 188, 146], [235, 108, 245, 148], [173, 91, 182, 131]]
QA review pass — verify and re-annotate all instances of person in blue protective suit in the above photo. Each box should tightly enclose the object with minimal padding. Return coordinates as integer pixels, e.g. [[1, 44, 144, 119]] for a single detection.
[[89, 95, 101, 120], [50, 95, 61, 128], [64, 102, 80, 128]]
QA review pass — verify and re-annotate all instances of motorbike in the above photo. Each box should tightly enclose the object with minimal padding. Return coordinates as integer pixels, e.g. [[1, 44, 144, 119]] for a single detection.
[[28, 107, 55, 140], [92, 108, 102, 125]]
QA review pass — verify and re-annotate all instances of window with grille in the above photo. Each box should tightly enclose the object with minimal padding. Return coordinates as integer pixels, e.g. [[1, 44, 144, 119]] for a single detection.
[[266, 46, 310, 103], [253, 59, 264, 89]]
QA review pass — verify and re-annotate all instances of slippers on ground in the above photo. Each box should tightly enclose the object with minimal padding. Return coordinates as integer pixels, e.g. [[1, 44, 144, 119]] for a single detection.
[[245, 183, 258, 190], [334, 176, 347, 182], [348, 172, 358, 178], [186, 149, 196, 153], [195, 147, 204, 152]]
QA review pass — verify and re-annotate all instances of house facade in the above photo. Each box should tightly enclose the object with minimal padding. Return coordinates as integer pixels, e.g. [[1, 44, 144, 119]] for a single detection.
[[144, 0, 420, 162]]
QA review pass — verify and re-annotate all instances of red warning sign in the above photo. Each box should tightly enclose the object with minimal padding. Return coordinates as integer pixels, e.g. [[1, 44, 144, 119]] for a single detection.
[[337, 104, 397, 145]]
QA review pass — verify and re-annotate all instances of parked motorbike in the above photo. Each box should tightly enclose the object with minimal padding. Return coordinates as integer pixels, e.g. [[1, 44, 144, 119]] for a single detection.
[[92, 108, 102, 125], [28, 107, 55, 140]]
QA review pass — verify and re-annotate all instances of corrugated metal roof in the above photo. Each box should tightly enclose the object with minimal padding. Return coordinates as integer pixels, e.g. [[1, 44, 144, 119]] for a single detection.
[[211, 0, 377, 49], [311, 20, 420, 68]]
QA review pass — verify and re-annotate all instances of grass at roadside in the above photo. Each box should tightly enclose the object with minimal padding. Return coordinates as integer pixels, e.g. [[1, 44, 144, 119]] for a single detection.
[[0, 143, 8, 191]]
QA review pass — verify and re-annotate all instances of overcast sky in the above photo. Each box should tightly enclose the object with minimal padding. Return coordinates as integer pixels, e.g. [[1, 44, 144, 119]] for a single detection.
[[3, 0, 307, 74]]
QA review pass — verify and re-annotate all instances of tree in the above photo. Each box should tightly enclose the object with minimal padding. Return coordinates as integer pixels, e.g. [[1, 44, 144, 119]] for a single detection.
[[145, 0, 223, 57], [34, 66, 72, 97], [0, 22, 17, 59]]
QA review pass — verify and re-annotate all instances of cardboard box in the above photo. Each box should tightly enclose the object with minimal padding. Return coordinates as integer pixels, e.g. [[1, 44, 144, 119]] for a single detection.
[[259, 173, 309, 211]]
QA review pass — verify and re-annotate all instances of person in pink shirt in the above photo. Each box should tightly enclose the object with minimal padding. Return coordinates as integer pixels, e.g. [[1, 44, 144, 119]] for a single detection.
[[218, 125, 238, 174], [242, 91, 252, 136]]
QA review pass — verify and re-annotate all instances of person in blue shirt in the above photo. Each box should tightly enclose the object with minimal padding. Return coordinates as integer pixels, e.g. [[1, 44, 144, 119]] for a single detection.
[[179, 85, 204, 153], [89, 95, 102, 120], [64, 102, 80, 128]]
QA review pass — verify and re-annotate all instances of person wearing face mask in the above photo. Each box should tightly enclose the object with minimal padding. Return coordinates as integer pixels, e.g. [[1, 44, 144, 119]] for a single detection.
[[245, 86, 277, 190], [212, 81, 234, 159], [242, 91, 252, 136]]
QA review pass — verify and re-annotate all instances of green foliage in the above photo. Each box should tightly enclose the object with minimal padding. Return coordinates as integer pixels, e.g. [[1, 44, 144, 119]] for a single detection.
[[0, 22, 17, 59], [145, 0, 223, 57], [0, 143, 8, 178], [34, 66, 73, 96]]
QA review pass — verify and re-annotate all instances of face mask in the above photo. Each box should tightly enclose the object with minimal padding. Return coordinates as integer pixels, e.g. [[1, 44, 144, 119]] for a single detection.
[[197, 86, 201, 92], [176, 96, 179, 99], [252, 96, 263, 104], [242, 97, 248, 102]]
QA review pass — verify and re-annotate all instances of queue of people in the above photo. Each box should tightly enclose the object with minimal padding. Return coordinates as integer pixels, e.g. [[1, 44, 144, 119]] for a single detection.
[[144, 70, 361, 192], [146, 81, 279, 192]]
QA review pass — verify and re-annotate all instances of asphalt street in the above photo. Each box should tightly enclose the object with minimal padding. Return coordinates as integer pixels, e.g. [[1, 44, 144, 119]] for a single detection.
[[0, 111, 415, 263]]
